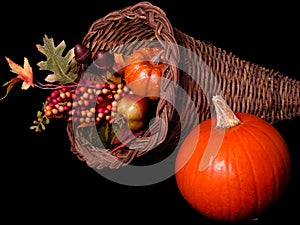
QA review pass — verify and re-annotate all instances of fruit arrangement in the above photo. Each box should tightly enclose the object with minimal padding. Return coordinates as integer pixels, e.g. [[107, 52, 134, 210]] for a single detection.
[[0, 1, 297, 222], [1, 35, 164, 150]]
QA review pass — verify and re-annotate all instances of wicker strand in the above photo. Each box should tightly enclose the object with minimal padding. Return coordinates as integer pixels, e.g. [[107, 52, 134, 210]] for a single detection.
[[174, 28, 299, 135]]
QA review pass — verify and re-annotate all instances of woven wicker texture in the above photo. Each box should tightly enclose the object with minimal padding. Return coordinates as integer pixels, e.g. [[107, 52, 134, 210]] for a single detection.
[[66, 1, 300, 169]]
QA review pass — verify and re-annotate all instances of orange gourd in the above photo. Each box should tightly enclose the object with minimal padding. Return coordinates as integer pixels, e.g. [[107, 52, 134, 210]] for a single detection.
[[175, 95, 291, 222], [123, 46, 164, 100]]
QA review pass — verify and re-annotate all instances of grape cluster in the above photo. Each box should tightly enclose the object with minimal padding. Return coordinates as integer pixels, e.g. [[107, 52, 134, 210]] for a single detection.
[[43, 86, 74, 119], [43, 81, 130, 125], [70, 81, 129, 124]]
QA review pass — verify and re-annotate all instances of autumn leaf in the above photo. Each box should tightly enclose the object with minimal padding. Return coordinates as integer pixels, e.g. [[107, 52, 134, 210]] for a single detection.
[[36, 35, 78, 84], [0, 56, 34, 100]]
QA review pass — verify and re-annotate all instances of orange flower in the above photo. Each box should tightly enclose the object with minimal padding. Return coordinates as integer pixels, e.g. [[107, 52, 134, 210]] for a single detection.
[[1, 56, 34, 100]]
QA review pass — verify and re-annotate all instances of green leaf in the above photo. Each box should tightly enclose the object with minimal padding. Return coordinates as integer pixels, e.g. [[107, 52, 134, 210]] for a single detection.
[[103, 71, 122, 84], [36, 35, 78, 84], [97, 122, 115, 149]]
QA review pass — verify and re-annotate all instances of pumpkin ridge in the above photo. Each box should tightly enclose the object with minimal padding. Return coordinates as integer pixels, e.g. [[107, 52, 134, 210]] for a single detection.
[[226, 135, 234, 222], [207, 152, 214, 219], [239, 123, 279, 215], [233, 126, 260, 218], [229, 129, 243, 221], [197, 123, 214, 219], [247, 121, 291, 204], [199, 124, 214, 217], [248, 120, 291, 187]]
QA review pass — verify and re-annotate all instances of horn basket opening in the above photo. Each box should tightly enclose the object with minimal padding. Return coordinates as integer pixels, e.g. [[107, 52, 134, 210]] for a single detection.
[[66, 1, 300, 169]]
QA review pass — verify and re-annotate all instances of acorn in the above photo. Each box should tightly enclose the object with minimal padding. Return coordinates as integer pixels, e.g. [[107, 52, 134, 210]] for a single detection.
[[74, 43, 92, 64], [92, 50, 115, 71]]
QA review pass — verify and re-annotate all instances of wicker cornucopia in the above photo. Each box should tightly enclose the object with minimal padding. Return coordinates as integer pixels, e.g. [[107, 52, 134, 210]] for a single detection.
[[66, 1, 300, 170]]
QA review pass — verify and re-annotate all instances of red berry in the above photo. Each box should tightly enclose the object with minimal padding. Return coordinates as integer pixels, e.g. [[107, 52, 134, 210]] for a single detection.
[[109, 83, 116, 90], [56, 96, 62, 102], [61, 87, 68, 93]]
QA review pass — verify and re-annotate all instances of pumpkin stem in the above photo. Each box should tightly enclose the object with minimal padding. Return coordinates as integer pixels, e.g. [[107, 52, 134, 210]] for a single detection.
[[212, 95, 241, 129], [152, 49, 164, 64]]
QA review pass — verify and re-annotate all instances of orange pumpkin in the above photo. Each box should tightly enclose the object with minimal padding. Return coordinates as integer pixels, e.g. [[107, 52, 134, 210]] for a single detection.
[[175, 95, 291, 222], [123, 46, 164, 100]]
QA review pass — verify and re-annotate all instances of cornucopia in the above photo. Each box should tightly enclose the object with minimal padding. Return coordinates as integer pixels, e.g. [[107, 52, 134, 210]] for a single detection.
[[1, 1, 299, 170]]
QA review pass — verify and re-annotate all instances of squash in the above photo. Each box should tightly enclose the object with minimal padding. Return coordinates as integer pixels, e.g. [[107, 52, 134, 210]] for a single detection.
[[123, 46, 164, 100], [175, 95, 291, 222], [116, 93, 149, 131]]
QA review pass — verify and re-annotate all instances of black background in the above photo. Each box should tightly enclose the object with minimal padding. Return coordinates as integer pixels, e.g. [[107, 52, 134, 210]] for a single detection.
[[0, 1, 299, 224]]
